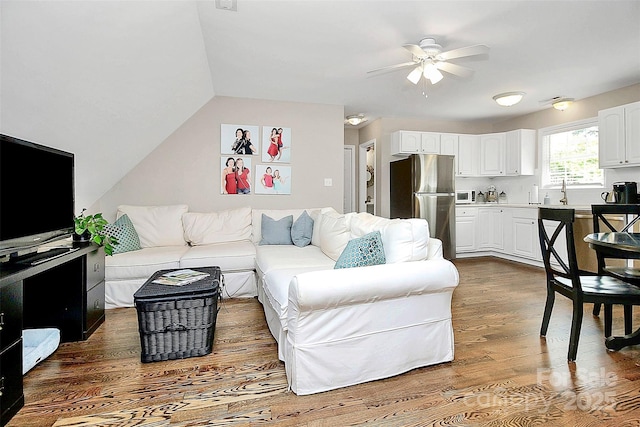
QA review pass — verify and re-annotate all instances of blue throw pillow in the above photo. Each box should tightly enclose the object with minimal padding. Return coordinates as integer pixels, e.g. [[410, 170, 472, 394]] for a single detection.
[[104, 214, 141, 254], [334, 231, 386, 269], [259, 214, 294, 245], [291, 210, 314, 247]]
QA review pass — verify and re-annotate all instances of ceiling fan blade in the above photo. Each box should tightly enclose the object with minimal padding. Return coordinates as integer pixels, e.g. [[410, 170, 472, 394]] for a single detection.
[[403, 44, 426, 58], [367, 61, 417, 74], [439, 44, 489, 61], [435, 62, 474, 78]]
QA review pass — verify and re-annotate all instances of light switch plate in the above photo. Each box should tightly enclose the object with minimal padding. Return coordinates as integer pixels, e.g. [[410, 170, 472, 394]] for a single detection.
[[324, 178, 333, 187], [215, 0, 237, 11]]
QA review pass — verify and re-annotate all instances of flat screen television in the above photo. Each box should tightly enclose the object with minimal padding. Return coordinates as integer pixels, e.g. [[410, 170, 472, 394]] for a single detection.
[[0, 134, 75, 257]]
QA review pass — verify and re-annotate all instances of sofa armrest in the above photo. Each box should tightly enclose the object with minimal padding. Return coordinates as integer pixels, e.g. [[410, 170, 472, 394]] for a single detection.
[[288, 259, 458, 311]]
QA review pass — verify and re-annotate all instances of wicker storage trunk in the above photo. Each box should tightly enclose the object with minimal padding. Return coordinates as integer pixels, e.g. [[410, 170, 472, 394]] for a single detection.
[[134, 267, 221, 363]]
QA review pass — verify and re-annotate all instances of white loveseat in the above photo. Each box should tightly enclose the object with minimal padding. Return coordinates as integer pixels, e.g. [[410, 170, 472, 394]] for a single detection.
[[105, 204, 459, 395]]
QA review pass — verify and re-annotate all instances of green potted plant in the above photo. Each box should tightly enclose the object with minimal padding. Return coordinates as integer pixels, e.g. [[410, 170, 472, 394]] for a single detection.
[[74, 208, 119, 255]]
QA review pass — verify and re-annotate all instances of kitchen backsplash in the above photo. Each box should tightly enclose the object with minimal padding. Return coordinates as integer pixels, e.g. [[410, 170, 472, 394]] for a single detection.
[[455, 166, 640, 205]]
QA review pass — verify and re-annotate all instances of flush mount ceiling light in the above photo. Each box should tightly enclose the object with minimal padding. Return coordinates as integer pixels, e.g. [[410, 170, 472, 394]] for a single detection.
[[493, 92, 525, 107], [345, 114, 367, 126], [552, 98, 574, 111]]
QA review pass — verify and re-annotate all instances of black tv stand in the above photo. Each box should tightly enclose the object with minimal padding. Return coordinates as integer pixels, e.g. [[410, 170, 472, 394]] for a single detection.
[[11, 247, 78, 266], [0, 243, 105, 426]]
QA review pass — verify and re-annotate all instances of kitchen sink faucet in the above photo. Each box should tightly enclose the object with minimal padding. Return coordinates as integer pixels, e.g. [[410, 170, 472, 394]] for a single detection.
[[559, 179, 568, 205]]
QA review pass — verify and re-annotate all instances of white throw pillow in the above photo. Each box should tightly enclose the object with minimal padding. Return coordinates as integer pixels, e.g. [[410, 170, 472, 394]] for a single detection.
[[182, 207, 251, 245], [349, 214, 430, 263], [319, 210, 351, 261], [117, 204, 188, 248]]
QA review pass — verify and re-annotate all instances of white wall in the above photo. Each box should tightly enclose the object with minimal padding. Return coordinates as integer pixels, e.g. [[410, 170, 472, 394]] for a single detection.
[[94, 96, 344, 221]]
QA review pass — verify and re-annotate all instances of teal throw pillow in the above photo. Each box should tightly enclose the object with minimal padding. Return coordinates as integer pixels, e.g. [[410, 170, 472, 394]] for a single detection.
[[334, 231, 386, 269], [104, 214, 141, 254], [259, 214, 294, 245], [291, 210, 314, 247]]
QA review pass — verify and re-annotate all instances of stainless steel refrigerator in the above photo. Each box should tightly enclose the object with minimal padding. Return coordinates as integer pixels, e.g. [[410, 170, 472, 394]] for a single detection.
[[390, 154, 456, 259]]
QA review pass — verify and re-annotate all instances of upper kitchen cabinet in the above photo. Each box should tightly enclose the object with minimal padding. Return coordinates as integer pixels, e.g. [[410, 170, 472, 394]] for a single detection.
[[598, 101, 640, 168], [440, 133, 458, 156], [391, 131, 440, 155], [480, 133, 506, 176], [505, 129, 536, 175], [457, 134, 480, 176]]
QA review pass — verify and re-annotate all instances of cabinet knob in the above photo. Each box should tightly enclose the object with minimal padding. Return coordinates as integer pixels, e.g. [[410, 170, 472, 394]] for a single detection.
[[94, 300, 101, 310], [0, 312, 4, 331], [94, 263, 100, 272], [0, 376, 4, 396]]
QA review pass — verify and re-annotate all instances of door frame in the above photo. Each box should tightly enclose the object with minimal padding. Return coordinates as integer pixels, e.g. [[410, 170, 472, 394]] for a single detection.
[[343, 145, 356, 213], [359, 139, 376, 213]]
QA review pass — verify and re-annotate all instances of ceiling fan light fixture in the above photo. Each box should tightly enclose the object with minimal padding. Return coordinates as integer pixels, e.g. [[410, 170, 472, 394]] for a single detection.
[[552, 98, 574, 111], [345, 114, 367, 126], [423, 62, 443, 84], [407, 66, 422, 85], [493, 91, 525, 107]]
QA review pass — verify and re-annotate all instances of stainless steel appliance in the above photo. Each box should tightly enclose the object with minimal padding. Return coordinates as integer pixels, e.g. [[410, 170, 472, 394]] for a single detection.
[[390, 154, 455, 259], [486, 185, 498, 203]]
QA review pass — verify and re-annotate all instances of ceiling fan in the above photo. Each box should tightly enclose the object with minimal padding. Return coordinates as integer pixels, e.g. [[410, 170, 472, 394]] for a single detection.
[[368, 37, 489, 87]]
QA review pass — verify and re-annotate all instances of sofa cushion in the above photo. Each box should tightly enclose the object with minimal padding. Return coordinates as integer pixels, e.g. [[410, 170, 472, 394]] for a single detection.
[[104, 214, 141, 254], [117, 204, 188, 248], [335, 231, 385, 269], [350, 213, 430, 262], [182, 207, 251, 245], [318, 210, 351, 261], [105, 246, 188, 280], [291, 210, 314, 247], [179, 240, 256, 271], [256, 245, 335, 275], [260, 214, 294, 245]]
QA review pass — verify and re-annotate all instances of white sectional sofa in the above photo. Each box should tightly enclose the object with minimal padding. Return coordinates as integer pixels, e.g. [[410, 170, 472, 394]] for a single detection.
[[105, 204, 460, 395]]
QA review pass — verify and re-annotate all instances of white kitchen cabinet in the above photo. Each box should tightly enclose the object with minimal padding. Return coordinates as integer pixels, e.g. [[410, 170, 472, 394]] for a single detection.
[[598, 101, 640, 168], [477, 207, 504, 250], [440, 133, 458, 155], [511, 209, 540, 260], [505, 129, 536, 175], [480, 133, 506, 176], [456, 207, 477, 253], [391, 131, 440, 155], [457, 134, 479, 176]]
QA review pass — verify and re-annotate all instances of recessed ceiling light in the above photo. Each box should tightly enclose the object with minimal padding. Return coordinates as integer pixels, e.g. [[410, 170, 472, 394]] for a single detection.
[[493, 92, 525, 107]]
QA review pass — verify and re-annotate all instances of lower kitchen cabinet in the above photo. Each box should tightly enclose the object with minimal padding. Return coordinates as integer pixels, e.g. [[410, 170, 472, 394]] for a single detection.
[[511, 209, 539, 260], [456, 207, 477, 252]]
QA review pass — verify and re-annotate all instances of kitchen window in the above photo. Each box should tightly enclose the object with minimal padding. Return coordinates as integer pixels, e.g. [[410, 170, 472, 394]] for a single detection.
[[541, 118, 603, 188]]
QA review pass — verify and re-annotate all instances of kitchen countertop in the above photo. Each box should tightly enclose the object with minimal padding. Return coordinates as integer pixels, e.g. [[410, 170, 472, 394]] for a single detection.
[[457, 203, 593, 211]]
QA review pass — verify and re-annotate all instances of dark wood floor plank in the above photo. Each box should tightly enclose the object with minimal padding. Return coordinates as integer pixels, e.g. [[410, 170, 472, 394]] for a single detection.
[[9, 258, 640, 426]]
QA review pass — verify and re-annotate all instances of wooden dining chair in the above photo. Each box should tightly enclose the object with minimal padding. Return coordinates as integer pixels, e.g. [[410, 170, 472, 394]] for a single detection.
[[538, 208, 640, 361]]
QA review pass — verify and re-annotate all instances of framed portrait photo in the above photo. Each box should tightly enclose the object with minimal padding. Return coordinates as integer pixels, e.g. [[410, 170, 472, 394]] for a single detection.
[[261, 126, 291, 163], [221, 156, 253, 195], [221, 124, 259, 156], [255, 164, 291, 195]]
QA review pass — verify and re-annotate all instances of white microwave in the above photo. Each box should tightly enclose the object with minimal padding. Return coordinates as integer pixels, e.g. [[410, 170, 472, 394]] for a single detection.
[[456, 190, 475, 204]]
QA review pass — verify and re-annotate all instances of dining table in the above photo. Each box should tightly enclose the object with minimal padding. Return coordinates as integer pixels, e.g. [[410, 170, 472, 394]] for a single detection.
[[584, 232, 640, 350]]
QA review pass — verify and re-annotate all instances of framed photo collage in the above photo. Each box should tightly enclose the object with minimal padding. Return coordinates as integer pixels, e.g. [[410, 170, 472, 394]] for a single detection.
[[220, 124, 292, 195]]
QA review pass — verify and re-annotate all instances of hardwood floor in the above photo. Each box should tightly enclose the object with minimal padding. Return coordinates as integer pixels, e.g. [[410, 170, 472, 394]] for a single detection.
[[9, 258, 640, 426]]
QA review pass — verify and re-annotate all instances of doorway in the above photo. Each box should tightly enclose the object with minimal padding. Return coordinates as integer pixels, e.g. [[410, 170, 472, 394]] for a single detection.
[[359, 139, 376, 214]]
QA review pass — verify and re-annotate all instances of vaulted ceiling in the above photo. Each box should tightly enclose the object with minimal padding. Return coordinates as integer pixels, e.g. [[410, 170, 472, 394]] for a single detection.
[[1, 1, 639, 208]]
